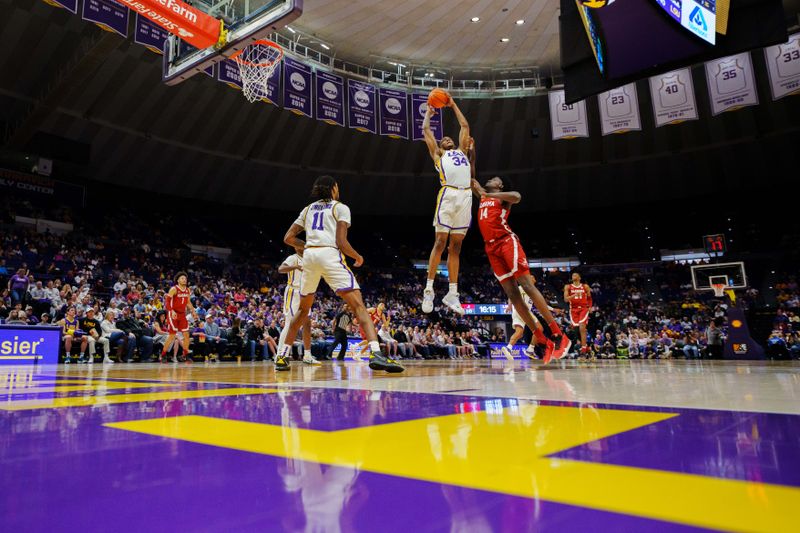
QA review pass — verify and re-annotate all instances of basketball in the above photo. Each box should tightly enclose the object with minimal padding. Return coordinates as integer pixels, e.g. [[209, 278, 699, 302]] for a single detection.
[[427, 88, 451, 108]]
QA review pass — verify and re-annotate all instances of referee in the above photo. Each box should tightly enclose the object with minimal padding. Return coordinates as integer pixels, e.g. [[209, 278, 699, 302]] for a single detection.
[[328, 304, 352, 361]]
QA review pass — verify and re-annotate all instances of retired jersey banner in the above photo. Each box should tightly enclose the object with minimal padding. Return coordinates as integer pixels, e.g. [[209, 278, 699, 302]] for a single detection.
[[348, 80, 376, 133], [315, 71, 344, 127], [115, 0, 222, 50], [134, 14, 170, 54], [410, 93, 443, 142], [763, 33, 800, 100], [548, 90, 589, 140], [82, 0, 129, 37], [704, 52, 758, 115], [217, 59, 242, 89], [43, 0, 78, 14], [378, 88, 408, 139], [649, 68, 698, 127], [258, 61, 281, 106], [597, 83, 641, 136], [283, 57, 313, 118]]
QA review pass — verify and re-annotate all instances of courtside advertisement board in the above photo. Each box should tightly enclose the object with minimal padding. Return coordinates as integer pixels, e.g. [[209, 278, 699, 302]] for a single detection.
[[0, 326, 61, 365]]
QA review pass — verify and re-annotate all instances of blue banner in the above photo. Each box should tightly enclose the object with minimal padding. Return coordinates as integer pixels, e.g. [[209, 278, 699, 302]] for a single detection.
[[347, 79, 376, 133], [411, 93, 443, 142], [283, 57, 313, 118], [0, 326, 61, 365], [82, 0, 129, 38], [134, 14, 169, 54], [43, 0, 78, 14], [260, 61, 282, 106], [315, 71, 345, 126], [462, 303, 511, 315], [379, 87, 409, 139], [217, 59, 243, 89]]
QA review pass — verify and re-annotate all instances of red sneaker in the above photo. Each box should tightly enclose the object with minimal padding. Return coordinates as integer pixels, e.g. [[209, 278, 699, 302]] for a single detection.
[[543, 339, 554, 364], [552, 335, 572, 360]]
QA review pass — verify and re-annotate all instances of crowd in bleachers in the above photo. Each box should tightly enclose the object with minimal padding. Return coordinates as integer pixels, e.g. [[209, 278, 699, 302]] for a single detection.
[[1, 199, 794, 362]]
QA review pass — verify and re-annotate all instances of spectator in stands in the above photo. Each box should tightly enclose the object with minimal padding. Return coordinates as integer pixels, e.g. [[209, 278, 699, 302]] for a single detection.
[[378, 323, 399, 359], [116, 307, 155, 362], [24, 306, 39, 325], [246, 317, 269, 362], [101, 310, 135, 363], [202, 314, 226, 362], [58, 306, 87, 364], [683, 332, 701, 359], [5, 310, 27, 325], [706, 319, 724, 359], [80, 308, 111, 364], [28, 281, 48, 316], [8, 268, 29, 306]]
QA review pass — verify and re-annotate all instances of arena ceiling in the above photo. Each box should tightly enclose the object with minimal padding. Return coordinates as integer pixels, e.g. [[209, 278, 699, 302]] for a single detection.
[[283, 0, 560, 74]]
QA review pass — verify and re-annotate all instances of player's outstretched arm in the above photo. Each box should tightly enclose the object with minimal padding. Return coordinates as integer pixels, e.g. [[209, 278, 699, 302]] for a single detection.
[[471, 178, 486, 199], [484, 190, 521, 205], [283, 223, 306, 251], [336, 221, 364, 267], [466, 137, 476, 180], [448, 99, 471, 151], [422, 106, 441, 160], [277, 260, 302, 274]]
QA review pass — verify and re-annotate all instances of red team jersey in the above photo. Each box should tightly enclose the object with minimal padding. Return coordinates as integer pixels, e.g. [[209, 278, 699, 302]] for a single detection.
[[167, 285, 191, 333], [477, 197, 530, 281], [567, 283, 592, 326]]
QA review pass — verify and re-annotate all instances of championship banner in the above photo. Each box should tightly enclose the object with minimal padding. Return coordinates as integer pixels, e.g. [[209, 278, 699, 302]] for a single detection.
[[134, 14, 170, 54], [283, 57, 313, 118], [42, 0, 78, 14], [0, 168, 85, 207], [597, 83, 641, 136], [548, 90, 589, 140], [347, 80, 376, 133], [114, 0, 222, 50], [217, 59, 243, 89], [378, 87, 408, 139], [315, 71, 345, 127], [411, 93, 443, 142], [649, 68, 699, 127], [82, 0, 130, 38], [704, 52, 758, 115], [763, 33, 800, 100]]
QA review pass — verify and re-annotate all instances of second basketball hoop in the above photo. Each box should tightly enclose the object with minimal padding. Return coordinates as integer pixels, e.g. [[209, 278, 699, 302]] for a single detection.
[[231, 40, 284, 103]]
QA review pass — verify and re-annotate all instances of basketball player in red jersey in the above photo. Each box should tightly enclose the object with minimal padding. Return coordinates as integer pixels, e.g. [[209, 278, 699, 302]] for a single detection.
[[354, 302, 386, 360], [564, 272, 593, 357], [472, 176, 571, 363], [160, 272, 199, 364]]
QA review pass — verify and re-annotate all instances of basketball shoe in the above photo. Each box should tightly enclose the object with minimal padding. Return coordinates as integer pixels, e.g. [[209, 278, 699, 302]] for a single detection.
[[275, 354, 290, 371], [442, 292, 465, 315], [302, 354, 321, 365], [368, 352, 404, 373], [500, 346, 514, 360], [422, 288, 435, 313]]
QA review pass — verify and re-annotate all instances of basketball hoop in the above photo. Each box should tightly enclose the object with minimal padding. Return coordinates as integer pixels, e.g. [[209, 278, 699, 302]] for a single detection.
[[711, 283, 727, 298], [230, 40, 283, 103]]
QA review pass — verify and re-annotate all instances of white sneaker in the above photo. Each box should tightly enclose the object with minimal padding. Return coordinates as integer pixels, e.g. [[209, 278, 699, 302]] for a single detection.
[[442, 292, 465, 315], [103, 356, 114, 364], [302, 355, 321, 365], [87, 356, 94, 365], [422, 288, 435, 314], [500, 346, 514, 361]]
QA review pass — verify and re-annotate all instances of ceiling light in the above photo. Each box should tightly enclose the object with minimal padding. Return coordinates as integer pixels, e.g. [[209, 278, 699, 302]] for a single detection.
[[500, 38, 510, 42], [320, 43, 330, 50], [286, 26, 296, 33], [471, 16, 480, 22], [516, 19, 525, 25]]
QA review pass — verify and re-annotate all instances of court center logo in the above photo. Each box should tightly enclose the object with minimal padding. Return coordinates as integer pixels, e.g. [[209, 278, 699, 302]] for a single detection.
[[290, 72, 306, 92], [322, 81, 338, 100], [354, 90, 370, 108], [385, 97, 402, 115]]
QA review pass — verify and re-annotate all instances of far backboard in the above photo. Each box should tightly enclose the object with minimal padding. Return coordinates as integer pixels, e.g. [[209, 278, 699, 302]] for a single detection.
[[690, 261, 747, 291], [163, 0, 302, 85]]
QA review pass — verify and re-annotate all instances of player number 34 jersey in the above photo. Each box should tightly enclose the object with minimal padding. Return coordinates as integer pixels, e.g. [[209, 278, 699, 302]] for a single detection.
[[295, 200, 352, 248]]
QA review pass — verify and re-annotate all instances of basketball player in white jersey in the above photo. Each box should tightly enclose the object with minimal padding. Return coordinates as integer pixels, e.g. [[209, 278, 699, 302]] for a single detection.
[[278, 247, 320, 365], [275, 175, 403, 373], [421, 95, 472, 315], [502, 286, 550, 360]]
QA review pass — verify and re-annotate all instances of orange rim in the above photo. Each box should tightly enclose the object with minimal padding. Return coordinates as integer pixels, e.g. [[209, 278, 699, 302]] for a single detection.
[[230, 39, 283, 67]]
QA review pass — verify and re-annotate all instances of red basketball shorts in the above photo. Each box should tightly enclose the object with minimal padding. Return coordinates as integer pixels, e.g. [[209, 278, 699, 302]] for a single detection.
[[167, 312, 189, 334], [569, 307, 591, 327], [485, 234, 530, 282]]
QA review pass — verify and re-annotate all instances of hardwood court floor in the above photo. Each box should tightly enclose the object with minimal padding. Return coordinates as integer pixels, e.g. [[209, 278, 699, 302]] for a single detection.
[[1, 359, 798, 532]]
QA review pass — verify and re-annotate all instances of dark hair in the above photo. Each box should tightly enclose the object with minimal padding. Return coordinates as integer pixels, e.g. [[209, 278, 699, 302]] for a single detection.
[[495, 175, 514, 192], [311, 175, 337, 201], [175, 271, 188, 283]]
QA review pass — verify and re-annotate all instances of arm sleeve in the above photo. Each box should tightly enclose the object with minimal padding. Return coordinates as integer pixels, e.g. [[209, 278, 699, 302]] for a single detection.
[[334, 203, 352, 227]]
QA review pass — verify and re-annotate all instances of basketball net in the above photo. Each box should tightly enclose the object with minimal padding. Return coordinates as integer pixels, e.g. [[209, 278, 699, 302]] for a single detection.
[[711, 284, 726, 298], [231, 40, 283, 103]]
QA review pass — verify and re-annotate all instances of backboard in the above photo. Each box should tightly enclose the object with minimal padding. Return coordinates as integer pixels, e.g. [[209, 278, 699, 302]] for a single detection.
[[163, 0, 302, 85], [690, 261, 747, 292]]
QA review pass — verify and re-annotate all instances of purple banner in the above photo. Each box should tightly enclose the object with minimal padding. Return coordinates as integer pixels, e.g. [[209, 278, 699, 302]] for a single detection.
[[411, 93, 443, 142], [82, 0, 129, 38], [134, 14, 169, 54], [347, 79, 376, 133], [259, 61, 281, 106], [0, 326, 61, 365], [217, 59, 243, 89], [283, 57, 313, 118], [378, 87, 408, 139], [43, 0, 78, 14], [315, 71, 344, 126]]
